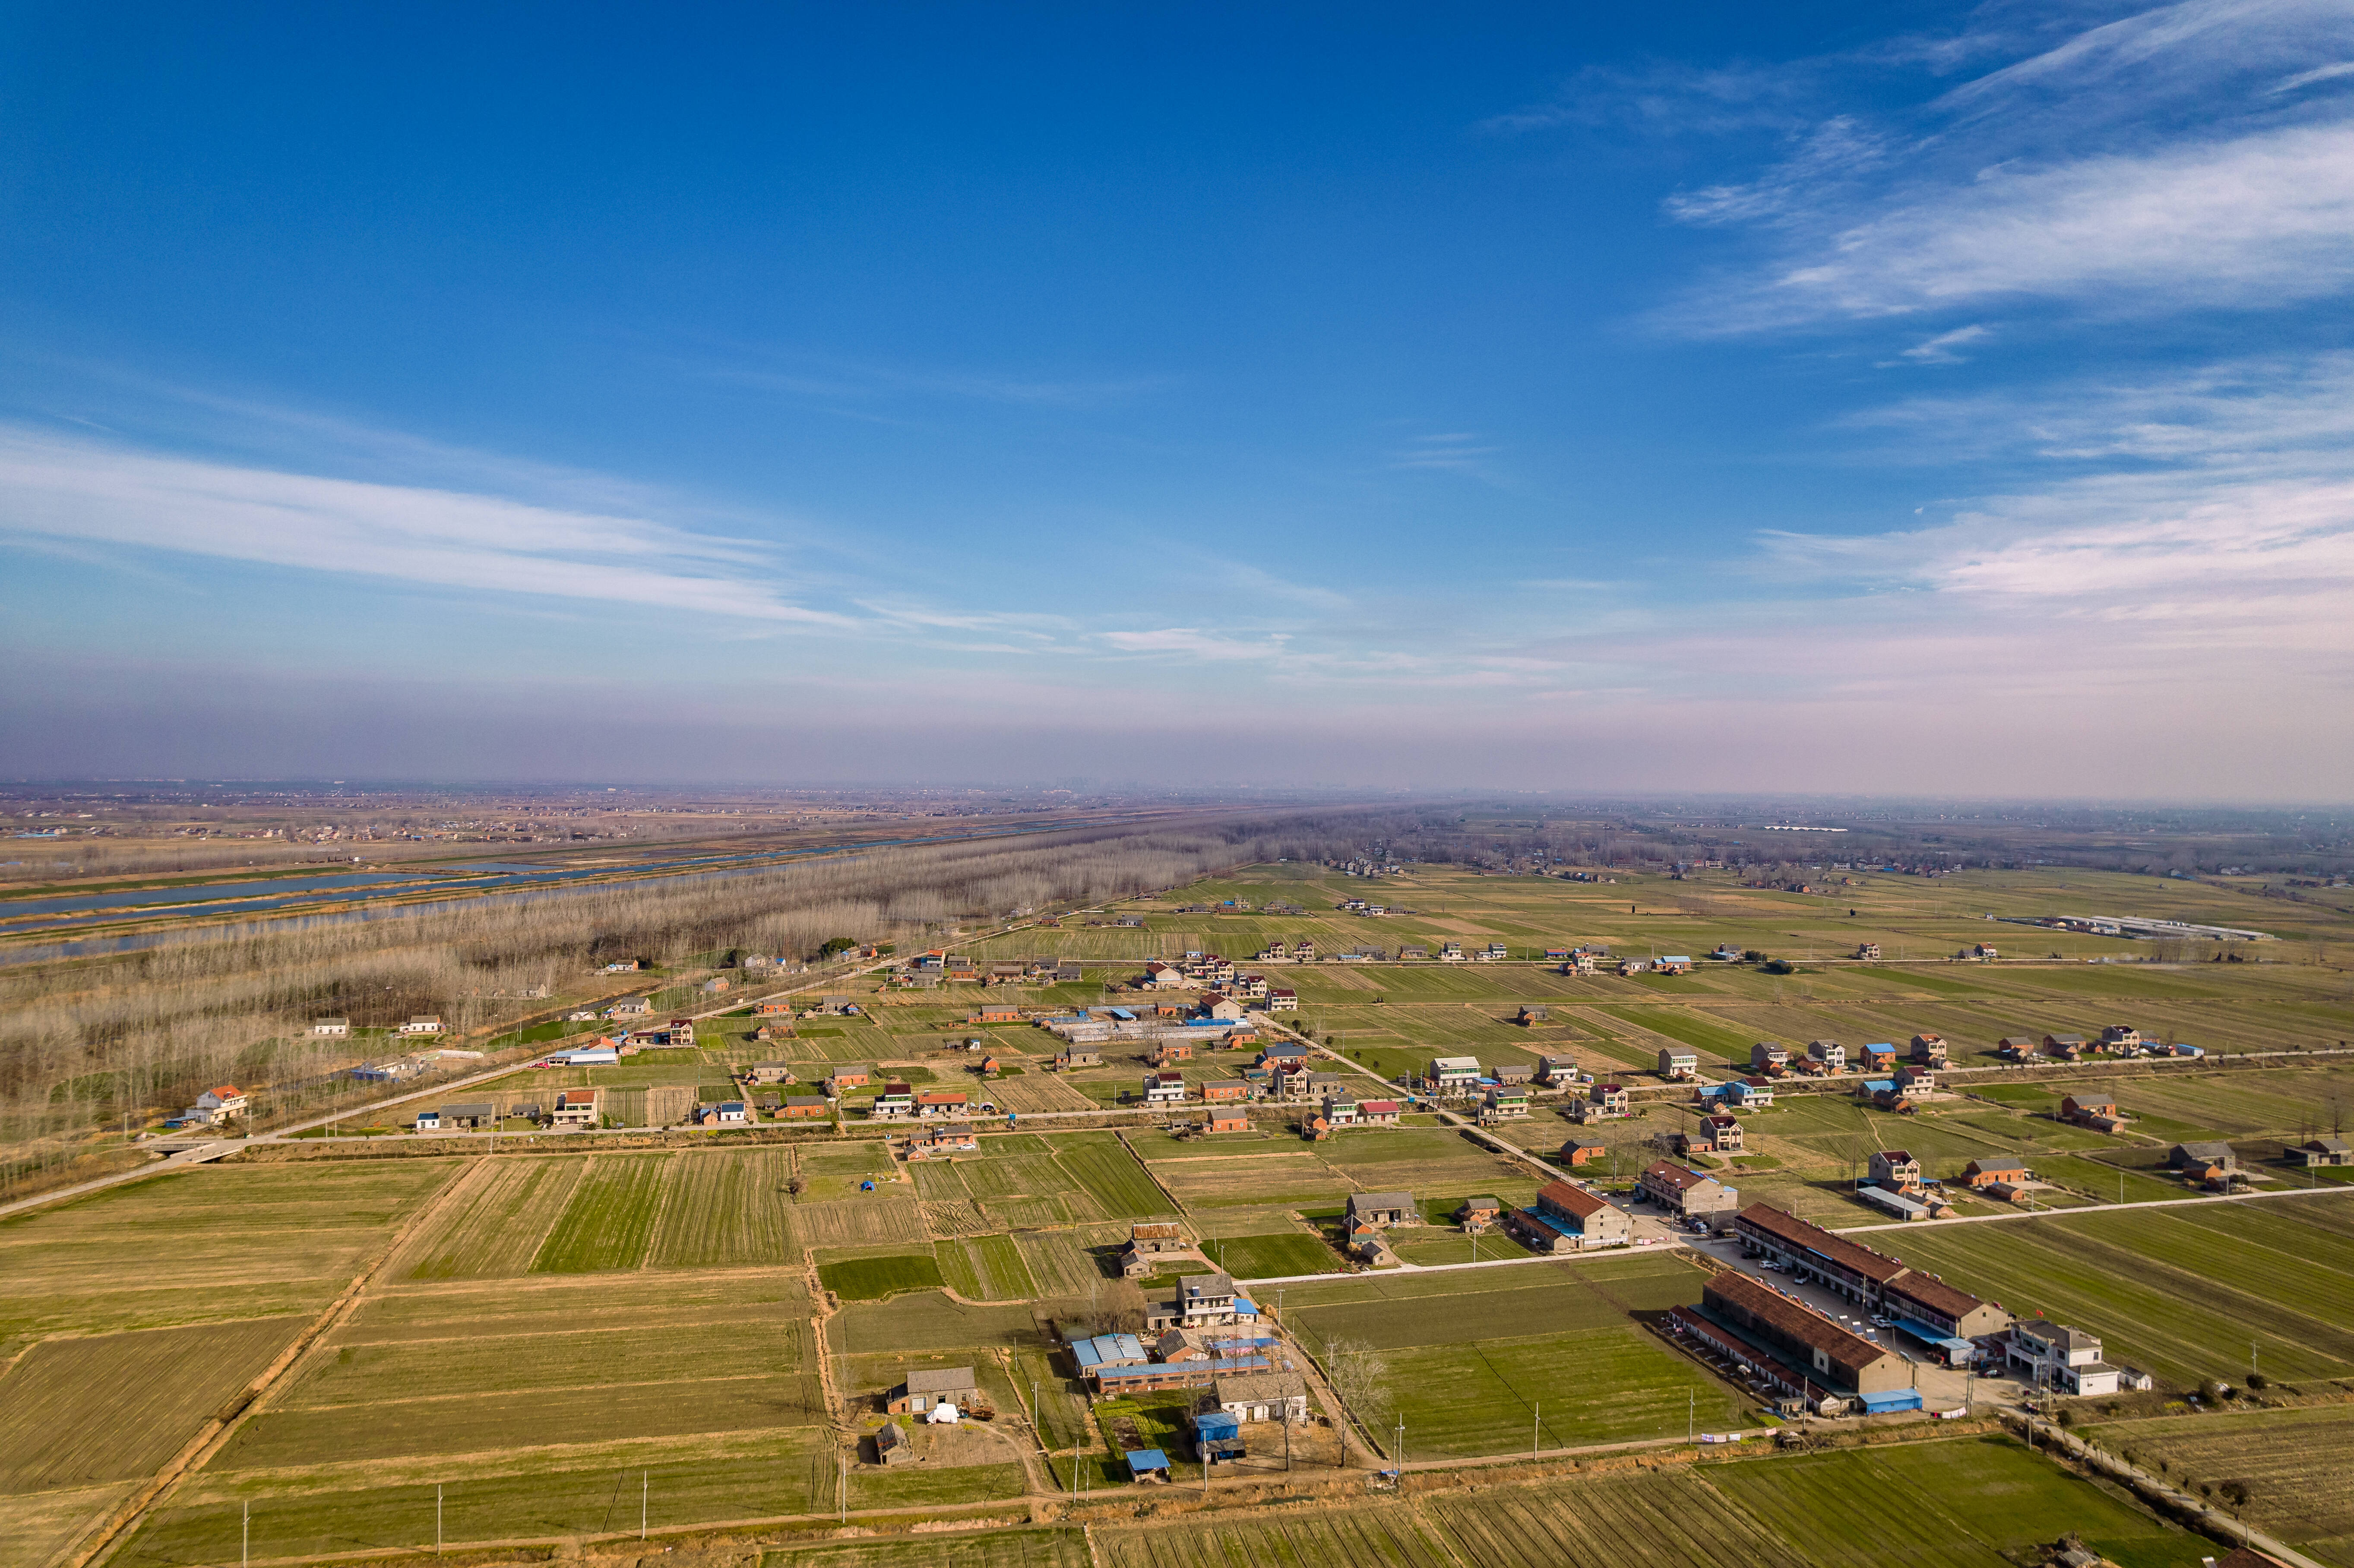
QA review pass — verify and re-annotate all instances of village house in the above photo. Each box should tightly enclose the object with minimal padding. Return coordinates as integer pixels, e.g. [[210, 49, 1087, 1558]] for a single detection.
[[1562, 952, 1598, 975], [1806, 1039, 1846, 1072], [2060, 1093, 2124, 1127], [870, 1420, 911, 1467], [1909, 1034, 1949, 1065], [1685, 1271, 1914, 1405], [909, 1122, 978, 1157], [1204, 1107, 1250, 1134], [1354, 1098, 1401, 1126], [1212, 1371, 1309, 1424], [1697, 1114, 1743, 1153], [969, 1000, 1023, 1024], [1639, 1160, 1740, 1225], [1657, 1047, 1699, 1080], [1996, 1035, 2037, 1059], [399, 1016, 445, 1036], [191, 1085, 250, 1121], [886, 1367, 978, 1416], [1560, 1138, 1608, 1167], [917, 1089, 970, 1119], [1728, 1077, 1776, 1108], [1589, 1082, 1631, 1118], [2288, 1136, 2353, 1166], [1537, 1053, 1582, 1085], [2006, 1318, 2121, 1397], [1895, 1064, 1939, 1096], [1144, 1271, 1259, 1333], [1267, 989, 1298, 1012], [1868, 1149, 1922, 1189], [1426, 1055, 1483, 1092], [1654, 955, 1694, 975], [1961, 1157, 2029, 1188], [1751, 1041, 1791, 1073], [1860, 1043, 1897, 1072], [1492, 1061, 1535, 1085], [747, 1062, 796, 1084], [1142, 1071, 1189, 1107], [1511, 1179, 1634, 1253], [1854, 942, 1881, 960], [1154, 1040, 1196, 1065], [1202, 1079, 1251, 1103], [1455, 1195, 1503, 1231], [437, 1102, 497, 1130], [2043, 1034, 2087, 1061], [830, 1065, 872, 1093], [781, 1095, 831, 1120], [551, 1087, 602, 1128], [310, 1017, 349, 1037], [1055, 1044, 1102, 1069], [1616, 958, 1649, 977], [1346, 1190, 1419, 1228], [1974, 943, 1999, 958], [868, 1083, 917, 1119], [607, 996, 652, 1018], [1482, 1085, 1531, 1120], [1516, 1004, 1550, 1026], [1881, 1269, 2013, 1342]]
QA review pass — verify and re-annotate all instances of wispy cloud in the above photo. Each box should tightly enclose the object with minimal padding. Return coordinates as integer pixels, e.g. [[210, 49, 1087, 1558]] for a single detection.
[[2274, 60, 2354, 92], [696, 352, 1167, 412], [1648, 1, 2354, 335], [0, 424, 856, 625], [1886, 324, 1990, 366], [1389, 432, 1503, 479]]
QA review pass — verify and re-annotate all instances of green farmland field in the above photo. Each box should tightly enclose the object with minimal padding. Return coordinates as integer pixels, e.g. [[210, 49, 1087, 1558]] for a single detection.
[[1210, 1230, 1343, 1278], [1052, 1135, 1173, 1217], [819, 1251, 946, 1300], [532, 1154, 670, 1273]]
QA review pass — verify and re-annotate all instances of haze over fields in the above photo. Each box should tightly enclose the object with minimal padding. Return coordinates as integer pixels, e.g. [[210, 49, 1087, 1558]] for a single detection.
[[3, 2, 2351, 793]]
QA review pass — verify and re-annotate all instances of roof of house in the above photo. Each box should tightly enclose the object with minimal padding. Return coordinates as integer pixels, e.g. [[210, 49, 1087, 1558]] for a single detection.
[[2174, 1140, 2234, 1159], [1881, 1271, 1993, 1322], [1349, 1191, 1416, 1211], [1965, 1157, 2028, 1174], [1704, 1115, 1740, 1130], [1642, 1160, 1720, 1194], [2305, 1137, 2353, 1153], [1458, 1195, 1503, 1212], [2012, 1317, 2101, 1353], [1876, 1149, 1917, 1163], [903, 1366, 978, 1394], [1537, 1179, 1610, 1218], [1360, 1099, 1400, 1114], [1212, 1370, 1306, 1403], [1737, 1203, 1908, 1282], [1704, 1271, 1893, 1384]]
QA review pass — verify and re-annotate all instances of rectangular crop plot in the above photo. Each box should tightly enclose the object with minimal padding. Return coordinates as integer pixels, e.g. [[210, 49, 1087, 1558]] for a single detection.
[[1051, 1136, 1173, 1217], [934, 1234, 1038, 1301], [398, 1155, 586, 1280], [819, 1252, 945, 1300], [2083, 1405, 2354, 1567], [530, 1153, 671, 1273], [1095, 1504, 1459, 1568], [828, 1292, 1041, 1355], [757, 1527, 1093, 1568], [649, 1149, 799, 1269], [1419, 1467, 1789, 1568], [1711, 1436, 2208, 1568], [0, 1316, 304, 1492], [1206, 1231, 1342, 1279], [218, 1373, 828, 1470], [796, 1196, 931, 1249]]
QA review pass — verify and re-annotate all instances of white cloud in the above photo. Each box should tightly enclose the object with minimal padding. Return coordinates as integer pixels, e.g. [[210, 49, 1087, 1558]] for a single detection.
[[0, 424, 855, 626], [1694, 120, 2354, 329], [1892, 324, 1990, 364], [2274, 60, 2354, 91]]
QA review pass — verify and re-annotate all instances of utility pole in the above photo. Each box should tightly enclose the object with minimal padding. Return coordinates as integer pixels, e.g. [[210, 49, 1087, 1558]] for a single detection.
[[436, 1483, 443, 1555], [1688, 1388, 1695, 1445], [1533, 1402, 1540, 1459], [643, 1471, 649, 1539], [243, 1500, 249, 1568], [1394, 1419, 1405, 1468]]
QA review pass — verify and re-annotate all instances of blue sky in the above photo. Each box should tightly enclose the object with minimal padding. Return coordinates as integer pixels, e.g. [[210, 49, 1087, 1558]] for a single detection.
[[4, 2, 2351, 794]]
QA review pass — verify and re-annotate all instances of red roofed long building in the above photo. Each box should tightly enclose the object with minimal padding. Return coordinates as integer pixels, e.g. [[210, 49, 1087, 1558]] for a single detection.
[[1735, 1204, 2008, 1340]]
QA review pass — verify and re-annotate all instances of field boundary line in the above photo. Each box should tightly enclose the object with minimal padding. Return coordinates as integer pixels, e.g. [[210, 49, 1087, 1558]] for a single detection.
[[74, 1156, 483, 1568]]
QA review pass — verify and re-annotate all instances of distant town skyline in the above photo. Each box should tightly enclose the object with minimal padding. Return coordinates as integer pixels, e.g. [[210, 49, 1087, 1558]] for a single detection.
[[4, 3, 2350, 796]]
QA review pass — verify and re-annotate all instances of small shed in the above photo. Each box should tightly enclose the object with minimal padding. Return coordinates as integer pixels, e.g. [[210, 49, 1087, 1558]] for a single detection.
[[1123, 1448, 1170, 1483]]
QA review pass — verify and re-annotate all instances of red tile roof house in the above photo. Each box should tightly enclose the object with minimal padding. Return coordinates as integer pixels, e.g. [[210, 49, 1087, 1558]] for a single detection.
[[1639, 1160, 1740, 1223], [1698, 1114, 1743, 1153], [917, 1090, 970, 1118], [1508, 1180, 1634, 1253]]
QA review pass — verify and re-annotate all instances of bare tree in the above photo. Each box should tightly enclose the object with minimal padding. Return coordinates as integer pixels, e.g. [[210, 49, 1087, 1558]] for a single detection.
[[1320, 1335, 1394, 1458]]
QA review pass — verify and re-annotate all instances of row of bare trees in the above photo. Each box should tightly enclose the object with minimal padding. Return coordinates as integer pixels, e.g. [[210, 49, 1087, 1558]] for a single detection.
[[0, 811, 1368, 1191]]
